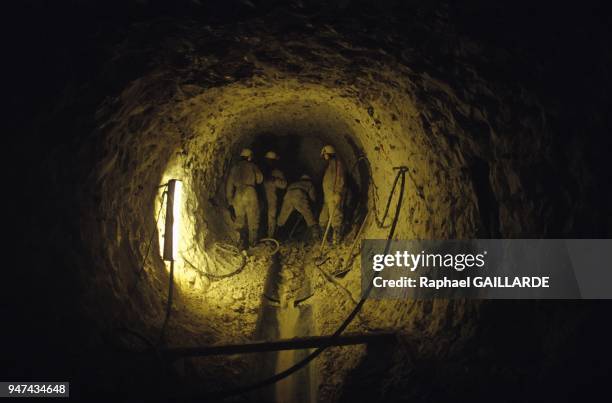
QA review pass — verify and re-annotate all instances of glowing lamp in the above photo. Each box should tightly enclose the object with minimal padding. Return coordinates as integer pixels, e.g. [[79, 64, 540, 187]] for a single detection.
[[163, 179, 182, 261]]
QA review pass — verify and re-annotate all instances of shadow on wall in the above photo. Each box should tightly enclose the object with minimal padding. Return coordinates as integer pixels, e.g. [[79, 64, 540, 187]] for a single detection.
[[469, 157, 500, 238]]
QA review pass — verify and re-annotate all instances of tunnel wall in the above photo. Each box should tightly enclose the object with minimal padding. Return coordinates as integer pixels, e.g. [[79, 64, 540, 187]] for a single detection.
[[9, 3, 611, 400], [86, 60, 482, 324], [75, 18, 603, 397]]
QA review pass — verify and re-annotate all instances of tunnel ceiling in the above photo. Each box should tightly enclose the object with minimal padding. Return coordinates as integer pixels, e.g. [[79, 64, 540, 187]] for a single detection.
[[7, 1, 612, 401]]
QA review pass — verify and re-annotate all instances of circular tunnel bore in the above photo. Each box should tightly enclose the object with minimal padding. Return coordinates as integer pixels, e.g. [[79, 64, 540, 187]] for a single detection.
[[19, 29, 556, 402], [17, 30, 491, 402], [7, 2, 612, 402], [150, 96, 381, 340], [134, 82, 434, 401]]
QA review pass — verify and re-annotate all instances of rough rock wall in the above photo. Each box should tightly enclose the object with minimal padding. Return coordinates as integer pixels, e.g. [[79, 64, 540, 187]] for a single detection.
[[9, 1, 611, 401]]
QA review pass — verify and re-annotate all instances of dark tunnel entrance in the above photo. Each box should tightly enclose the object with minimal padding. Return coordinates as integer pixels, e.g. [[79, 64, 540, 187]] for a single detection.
[[208, 130, 371, 247]]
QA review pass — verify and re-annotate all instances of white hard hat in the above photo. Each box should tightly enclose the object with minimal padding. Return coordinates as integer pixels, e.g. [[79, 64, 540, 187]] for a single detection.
[[321, 145, 336, 156], [300, 174, 311, 180], [264, 151, 280, 160], [240, 148, 254, 159]]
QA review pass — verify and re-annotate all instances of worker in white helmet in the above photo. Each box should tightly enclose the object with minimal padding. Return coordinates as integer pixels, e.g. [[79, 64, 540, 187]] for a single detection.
[[278, 174, 320, 240], [319, 144, 346, 243], [226, 148, 263, 247], [262, 150, 287, 238]]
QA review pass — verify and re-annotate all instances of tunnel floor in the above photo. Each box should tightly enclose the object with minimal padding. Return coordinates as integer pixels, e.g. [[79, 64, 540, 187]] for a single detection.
[[256, 242, 317, 402], [161, 234, 361, 401]]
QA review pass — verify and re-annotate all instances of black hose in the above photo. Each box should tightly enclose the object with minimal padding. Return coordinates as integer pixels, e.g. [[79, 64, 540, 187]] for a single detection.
[[352, 155, 402, 229], [183, 253, 248, 281], [205, 167, 408, 401], [112, 169, 407, 400], [159, 236, 277, 345], [379, 170, 402, 227], [158, 260, 175, 345], [113, 185, 175, 353], [180, 236, 282, 281], [258, 238, 281, 255], [128, 188, 167, 294]]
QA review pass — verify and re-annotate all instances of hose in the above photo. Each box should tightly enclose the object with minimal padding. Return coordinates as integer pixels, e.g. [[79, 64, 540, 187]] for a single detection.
[[113, 167, 407, 400], [182, 238, 278, 281], [116, 184, 177, 351], [159, 238, 278, 351], [351, 155, 401, 229], [320, 158, 343, 250], [183, 253, 248, 281], [205, 167, 409, 401], [158, 260, 175, 345], [258, 237, 281, 255], [314, 261, 358, 305], [128, 188, 168, 295], [379, 170, 402, 227], [333, 210, 370, 277]]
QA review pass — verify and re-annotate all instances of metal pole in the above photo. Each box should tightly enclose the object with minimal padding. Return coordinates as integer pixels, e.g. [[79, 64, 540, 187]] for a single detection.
[[153, 331, 396, 360]]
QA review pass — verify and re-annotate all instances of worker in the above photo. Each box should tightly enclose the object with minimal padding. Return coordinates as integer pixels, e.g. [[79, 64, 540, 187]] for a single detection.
[[226, 148, 263, 247], [278, 174, 321, 240], [319, 145, 346, 244], [262, 151, 287, 238]]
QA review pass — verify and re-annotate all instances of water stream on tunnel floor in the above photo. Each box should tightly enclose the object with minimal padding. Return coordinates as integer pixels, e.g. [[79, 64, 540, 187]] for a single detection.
[[255, 243, 316, 403], [275, 296, 300, 403]]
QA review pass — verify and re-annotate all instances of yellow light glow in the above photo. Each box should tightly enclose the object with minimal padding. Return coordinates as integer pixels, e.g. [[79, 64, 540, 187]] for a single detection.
[[163, 179, 182, 261]]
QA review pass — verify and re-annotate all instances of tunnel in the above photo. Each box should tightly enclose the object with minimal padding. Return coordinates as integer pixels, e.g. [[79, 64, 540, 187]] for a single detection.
[[5, 1, 612, 402]]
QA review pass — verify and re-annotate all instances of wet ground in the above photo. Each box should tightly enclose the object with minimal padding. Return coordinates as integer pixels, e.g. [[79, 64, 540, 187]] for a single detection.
[[255, 242, 318, 403]]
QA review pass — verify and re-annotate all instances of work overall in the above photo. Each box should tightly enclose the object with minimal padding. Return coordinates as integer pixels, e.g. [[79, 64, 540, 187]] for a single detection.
[[319, 158, 345, 243], [263, 168, 287, 238], [226, 159, 263, 246], [278, 179, 317, 228]]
